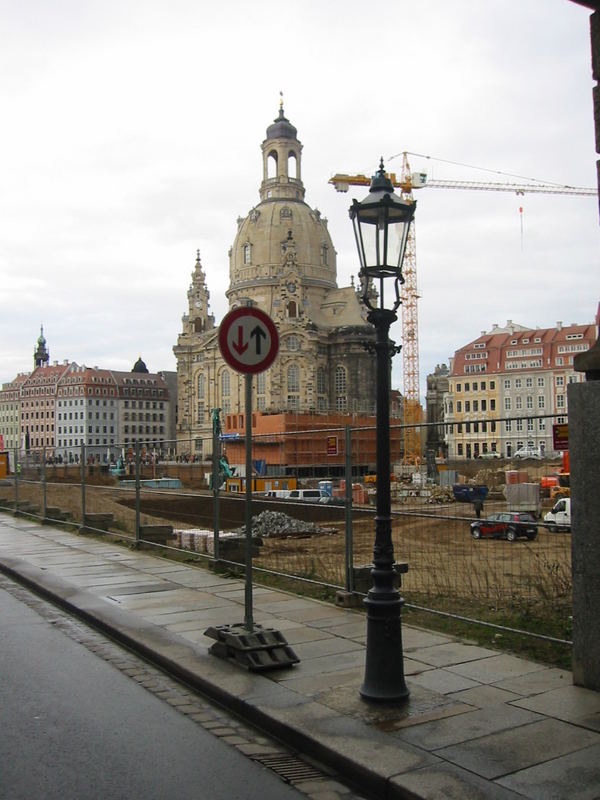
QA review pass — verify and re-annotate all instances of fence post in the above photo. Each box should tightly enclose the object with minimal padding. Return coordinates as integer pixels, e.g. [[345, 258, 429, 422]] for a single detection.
[[14, 446, 19, 515], [80, 442, 86, 530], [344, 425, 354, 592], [212, 420, 220, 561], [42, 447, 47, 521], [135, 441, 141, 543]]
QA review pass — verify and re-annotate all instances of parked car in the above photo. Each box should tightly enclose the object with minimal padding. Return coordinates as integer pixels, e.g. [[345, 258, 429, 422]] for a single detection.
[[471, 512, 538, 542], [513, 447, 543, 460], [477, 451, 502, 459]]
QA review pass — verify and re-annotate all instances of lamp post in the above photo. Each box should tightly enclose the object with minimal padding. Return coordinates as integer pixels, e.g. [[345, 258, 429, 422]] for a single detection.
[[350, 158, 416, 702]]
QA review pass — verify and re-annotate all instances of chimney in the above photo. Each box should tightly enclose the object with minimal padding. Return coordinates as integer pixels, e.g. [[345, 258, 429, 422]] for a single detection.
[[557, 321, 563, 331]]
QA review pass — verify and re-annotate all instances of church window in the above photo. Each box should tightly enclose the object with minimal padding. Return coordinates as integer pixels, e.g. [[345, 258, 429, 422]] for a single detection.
[[317, 368, 327, 395], [287, 364, 300, 393], [287, 301, 297, 318], [221, 370, 230, 399], [335, 366, 347, 412], [257, 372, 266, 395], [321, 245, 328, 266], [243, 243, 252, 265], [280, 207, 292, 221], [287, 335, 300, 351], [197, 373, 205, 399]]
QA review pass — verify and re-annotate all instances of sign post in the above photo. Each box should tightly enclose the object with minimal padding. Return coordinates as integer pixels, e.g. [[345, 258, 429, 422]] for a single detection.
[[205, 306, 298, 671]]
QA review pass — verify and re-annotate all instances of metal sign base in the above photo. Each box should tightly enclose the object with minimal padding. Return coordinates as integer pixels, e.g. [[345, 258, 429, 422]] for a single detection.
[[205, 623, 300, 672]]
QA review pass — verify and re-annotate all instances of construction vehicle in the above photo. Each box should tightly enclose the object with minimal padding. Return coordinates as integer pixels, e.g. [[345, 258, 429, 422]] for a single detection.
[[330, 160, 596, 464], [504, 482, 542, 518], [540, 450, 570, 501]]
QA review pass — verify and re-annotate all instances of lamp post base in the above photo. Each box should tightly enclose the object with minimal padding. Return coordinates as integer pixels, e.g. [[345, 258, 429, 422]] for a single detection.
[[359, 570, 409, 703]]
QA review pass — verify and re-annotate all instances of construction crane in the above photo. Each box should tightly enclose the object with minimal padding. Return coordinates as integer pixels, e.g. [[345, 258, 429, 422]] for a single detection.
[[330, 155, 597, 463]]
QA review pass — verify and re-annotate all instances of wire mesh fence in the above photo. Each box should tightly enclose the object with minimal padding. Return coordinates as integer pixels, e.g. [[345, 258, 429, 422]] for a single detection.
[[0, 414, 572, 645]]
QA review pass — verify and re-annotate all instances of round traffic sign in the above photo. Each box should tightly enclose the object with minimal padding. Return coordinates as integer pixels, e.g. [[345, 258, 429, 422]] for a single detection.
[[218, 307, 279, 374]]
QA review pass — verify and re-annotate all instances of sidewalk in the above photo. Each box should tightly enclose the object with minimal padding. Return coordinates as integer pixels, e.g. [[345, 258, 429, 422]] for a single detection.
[[1, 513, 599, 800]]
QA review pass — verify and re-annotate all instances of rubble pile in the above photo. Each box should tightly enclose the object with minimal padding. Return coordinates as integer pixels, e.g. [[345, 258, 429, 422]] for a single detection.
[[472, 468, 505, 492], [232, 510, 332, 539], [426, 485, 455, 504]]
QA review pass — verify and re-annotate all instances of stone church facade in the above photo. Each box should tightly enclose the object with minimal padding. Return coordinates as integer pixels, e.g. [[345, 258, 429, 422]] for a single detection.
[[174, 107, 378, 457]]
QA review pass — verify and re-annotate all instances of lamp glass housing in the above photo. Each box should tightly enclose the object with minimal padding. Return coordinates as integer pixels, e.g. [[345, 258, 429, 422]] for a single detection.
[[350, 165, 415, 312]]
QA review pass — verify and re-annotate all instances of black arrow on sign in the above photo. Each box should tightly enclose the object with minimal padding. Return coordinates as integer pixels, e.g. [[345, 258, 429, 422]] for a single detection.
[[250, 325, 267, 355]]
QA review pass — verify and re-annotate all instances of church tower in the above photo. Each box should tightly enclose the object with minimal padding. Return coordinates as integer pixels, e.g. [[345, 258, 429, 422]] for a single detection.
[[174, 106, 377, 456], [33, 325, 49, 368]]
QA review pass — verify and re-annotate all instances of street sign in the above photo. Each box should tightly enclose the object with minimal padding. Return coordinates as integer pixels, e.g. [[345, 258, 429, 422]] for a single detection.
[[326, 435, 338, 456], [218, 307, 279, 374], [553, 423, 569, 451]]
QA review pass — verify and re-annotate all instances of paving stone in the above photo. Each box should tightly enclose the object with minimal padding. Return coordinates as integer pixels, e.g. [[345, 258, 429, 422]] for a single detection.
[[399, 703, 542, 751], [493, 667, 571, 696], [447, 684, 522, 708], [435, 718, 600, 780], [409, 667, 481, 694], [511, 684, 600, 727], [496, 741, 600, 799], [410, 642, 499, 668], [447, 653, 549, 684], [390, 762, 525, 799]]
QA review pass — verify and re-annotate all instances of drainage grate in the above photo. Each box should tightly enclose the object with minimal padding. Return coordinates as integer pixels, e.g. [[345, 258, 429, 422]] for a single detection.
[[251, 752, 325, 784]]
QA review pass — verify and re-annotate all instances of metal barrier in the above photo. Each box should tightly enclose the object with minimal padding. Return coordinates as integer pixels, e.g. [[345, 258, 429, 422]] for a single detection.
[[0, 416, 573, 647]]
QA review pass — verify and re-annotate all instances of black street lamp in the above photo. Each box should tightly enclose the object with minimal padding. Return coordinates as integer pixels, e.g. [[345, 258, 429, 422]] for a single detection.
[[350, 158, 416, 702]]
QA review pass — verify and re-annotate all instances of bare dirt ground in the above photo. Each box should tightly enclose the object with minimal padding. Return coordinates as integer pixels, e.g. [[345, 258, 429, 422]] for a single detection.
[[4, 477, 571, 608]]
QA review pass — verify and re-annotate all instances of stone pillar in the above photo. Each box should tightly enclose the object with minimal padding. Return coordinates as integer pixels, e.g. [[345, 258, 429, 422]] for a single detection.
[[569, 379, 600, 690]]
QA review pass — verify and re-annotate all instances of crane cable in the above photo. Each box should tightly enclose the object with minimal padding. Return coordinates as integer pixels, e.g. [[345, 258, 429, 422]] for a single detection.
[[387, 150, 582, 190]]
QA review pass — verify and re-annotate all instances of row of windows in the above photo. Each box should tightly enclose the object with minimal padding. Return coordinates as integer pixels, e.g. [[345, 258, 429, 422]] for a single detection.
[[123, 426, 165, 435], [196, 366, 346, 401], [452, 416, 547, 436], [455, 381, 496, 392]]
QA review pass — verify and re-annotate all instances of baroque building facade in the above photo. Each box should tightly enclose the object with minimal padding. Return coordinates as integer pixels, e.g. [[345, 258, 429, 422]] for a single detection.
[[174, 107, 379, 458], [0, 331, 176, 463], [443, 316, 597, 459]]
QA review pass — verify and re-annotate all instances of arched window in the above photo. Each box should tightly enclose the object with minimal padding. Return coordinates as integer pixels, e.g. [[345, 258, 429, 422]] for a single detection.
[[267, 150, 278, 178], [287, 334, 299, 351], [197, 373, 205, 398], [288, 151, 298, 179], [243, 243, 252, 265]]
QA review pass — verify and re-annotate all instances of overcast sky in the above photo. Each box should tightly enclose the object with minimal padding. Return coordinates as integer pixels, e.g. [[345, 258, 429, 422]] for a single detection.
[[2, 0, 598, 400]]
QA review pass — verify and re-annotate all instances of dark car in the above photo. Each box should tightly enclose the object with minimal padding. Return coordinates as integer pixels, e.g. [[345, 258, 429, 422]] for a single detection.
[[471, 512, 537, 542]]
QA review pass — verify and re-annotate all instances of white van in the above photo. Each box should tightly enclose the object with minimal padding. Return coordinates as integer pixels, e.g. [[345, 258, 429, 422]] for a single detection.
[[286, 489, 324, 502], [264, 490, 290, 499], [544, 497, 571, 532]]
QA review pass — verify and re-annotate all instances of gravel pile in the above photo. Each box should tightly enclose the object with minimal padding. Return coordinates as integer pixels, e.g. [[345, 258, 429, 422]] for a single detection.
[[232, 510, 331, 539]]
